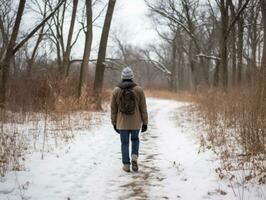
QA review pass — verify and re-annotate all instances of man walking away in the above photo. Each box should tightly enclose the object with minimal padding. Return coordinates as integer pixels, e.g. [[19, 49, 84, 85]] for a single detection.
[[111, 67, 148, 172]]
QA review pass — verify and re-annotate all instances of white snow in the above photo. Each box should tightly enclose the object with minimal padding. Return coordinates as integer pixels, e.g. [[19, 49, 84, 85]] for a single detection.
[[0, 98, 264, 200]]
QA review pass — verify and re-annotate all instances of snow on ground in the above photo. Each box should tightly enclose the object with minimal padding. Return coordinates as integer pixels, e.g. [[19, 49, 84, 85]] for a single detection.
[[0, 98, 264, 200]]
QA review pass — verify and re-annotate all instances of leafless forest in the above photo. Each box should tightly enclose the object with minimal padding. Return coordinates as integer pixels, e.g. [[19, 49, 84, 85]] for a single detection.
[[0, 0, 265, 197]]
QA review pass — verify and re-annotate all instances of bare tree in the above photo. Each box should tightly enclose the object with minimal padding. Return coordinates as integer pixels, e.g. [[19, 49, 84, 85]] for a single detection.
[[0, 0, 26, 108], [260, 0, 266, 102], [46, 0, 67, 70], [145, 0, 211, 89], [170, 33, 177, 91], [218, 0, 229, 89], [236, 0, 244, 86], [229, 1, 237, 86], [0, 0, 66, 107], [78, 0, 93, 97], [13, 0, 67, 55], [27, 1, 48, 74], [63, 0, 79, 76], [0, 1, 13, 59], [245, 0, 261, 86], [145, 0, 251, 90], [92, 0, 116, 106]]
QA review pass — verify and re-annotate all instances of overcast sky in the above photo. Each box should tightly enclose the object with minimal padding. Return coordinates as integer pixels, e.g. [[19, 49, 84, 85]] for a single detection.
[[113, 0, 158, 46]]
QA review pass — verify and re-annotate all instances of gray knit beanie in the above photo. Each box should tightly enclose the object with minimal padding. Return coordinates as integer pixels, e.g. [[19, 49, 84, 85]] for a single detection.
[[121, 67, 134, 80]]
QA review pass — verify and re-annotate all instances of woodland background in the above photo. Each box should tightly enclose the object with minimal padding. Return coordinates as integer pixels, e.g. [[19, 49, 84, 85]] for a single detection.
[[0, 0, 265, 190]]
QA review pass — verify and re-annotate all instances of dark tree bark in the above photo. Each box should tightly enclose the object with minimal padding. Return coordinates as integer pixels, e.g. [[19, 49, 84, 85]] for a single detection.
[[0, 16, 8, 58], [78, 0, 93, 98], [213, 60, 220, 87], [27, 24, 45, 74], [260, 0, 266, 103], [177, 48, 184, 90], [0, 0, 26, 108], [219, 0, 229, 89], [237, 0, 244, 86], [170, 35, 177, 91], [229, 1, 237, 87], [64, 0, 79, 76], [247, 2, 260, 86], [92, 0, 116, 106], [231, 27, 237, 86]]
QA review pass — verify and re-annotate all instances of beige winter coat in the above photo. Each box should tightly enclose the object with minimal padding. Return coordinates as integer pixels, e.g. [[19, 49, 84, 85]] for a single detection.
[[111, 85, 148, 130]]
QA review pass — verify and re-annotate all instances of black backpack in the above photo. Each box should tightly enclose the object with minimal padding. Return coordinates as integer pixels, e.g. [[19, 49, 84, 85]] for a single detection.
[[119, 87, 136, 115]]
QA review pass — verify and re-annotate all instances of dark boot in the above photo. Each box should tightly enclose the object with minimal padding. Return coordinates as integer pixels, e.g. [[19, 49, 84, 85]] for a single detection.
[[131, 154, 138, 172]]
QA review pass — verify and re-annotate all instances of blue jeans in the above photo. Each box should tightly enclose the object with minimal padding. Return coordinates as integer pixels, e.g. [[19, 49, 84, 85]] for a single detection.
[[119, 130, 140, 164]]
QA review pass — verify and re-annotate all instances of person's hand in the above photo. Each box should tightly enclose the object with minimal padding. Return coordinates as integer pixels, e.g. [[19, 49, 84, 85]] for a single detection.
[[141, 124, 147, 132], [114, 125, 119, 134]]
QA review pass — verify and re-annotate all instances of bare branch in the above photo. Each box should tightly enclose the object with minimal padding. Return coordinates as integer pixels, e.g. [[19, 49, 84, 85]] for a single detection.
[[196, 53, 221, 61], [12, 0, 66, 55], [226, 0, 250, 37], [93, 3, 108, 23]]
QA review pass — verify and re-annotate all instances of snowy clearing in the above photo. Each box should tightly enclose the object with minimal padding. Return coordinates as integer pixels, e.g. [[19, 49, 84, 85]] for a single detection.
[[0, 98, 264, 200]]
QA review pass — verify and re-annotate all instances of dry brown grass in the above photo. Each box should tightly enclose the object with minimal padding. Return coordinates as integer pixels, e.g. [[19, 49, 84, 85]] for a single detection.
[[145, 89, 196, 102], [8, 71, 83, 113], [194, 87, 266, 184], [6, 70, 111, 114], [0, 70, 112, 177]]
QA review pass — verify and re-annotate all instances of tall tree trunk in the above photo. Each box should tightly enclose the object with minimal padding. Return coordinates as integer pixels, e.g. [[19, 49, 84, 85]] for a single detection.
[[237, 0, 244, 86], [78, 0, 93, 98], [260, 0, 266, 104], [56, 41, 62, 68], [0, 0, 26, 108], [229, 1, 237, 87], [201, 56, 209, 87], [249, 4, 259, 87], [231, 28, 237, 86], [27, 24, 45, 75], [250, 39, 257, 86], [188, 41, 197, 90], [0, 16, 8, 59], [213, 62, 219, 87], [64, 0, 79, 76], [177, 49, 182, 91], [170, 36, 177, 91], [92, 0, 116, 107], [52, 1, 66, 72], [220, 0, 229, 89]]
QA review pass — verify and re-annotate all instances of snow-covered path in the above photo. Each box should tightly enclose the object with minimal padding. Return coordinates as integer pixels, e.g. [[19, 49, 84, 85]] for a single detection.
[[1, 98, 250, 200]]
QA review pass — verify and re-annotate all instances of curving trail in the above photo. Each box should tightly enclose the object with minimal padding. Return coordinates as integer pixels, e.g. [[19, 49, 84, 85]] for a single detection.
[[1, 98, 244, 200]]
